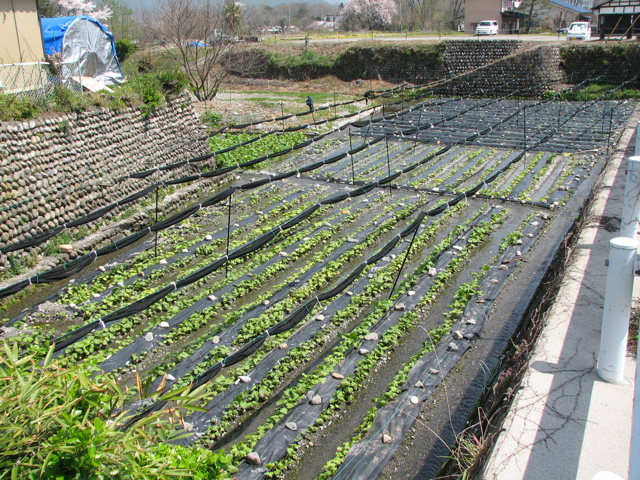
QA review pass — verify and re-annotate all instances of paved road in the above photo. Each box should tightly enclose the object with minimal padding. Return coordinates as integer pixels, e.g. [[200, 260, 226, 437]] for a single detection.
[[278, 33, 595, 44]]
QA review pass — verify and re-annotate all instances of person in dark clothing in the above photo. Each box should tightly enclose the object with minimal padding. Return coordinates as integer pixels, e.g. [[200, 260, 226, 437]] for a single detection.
[[306, 96, 314, 112]]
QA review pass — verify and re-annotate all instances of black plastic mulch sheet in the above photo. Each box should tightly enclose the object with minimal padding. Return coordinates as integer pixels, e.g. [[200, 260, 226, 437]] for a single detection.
[[231, 208, 504, 479], [0, 77, 543, 296], [98, 216, 336, 373], [125, 198, 427, 429], [124, 198, 399, 416], [331, 218, 547, 480], [177, 209, 436, 445], [0, 75, 556, 259]]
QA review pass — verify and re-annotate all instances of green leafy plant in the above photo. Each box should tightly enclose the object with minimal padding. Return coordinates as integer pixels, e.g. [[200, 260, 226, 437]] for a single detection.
[[0, 341, 235, 479], [115, 39, 137, 63]]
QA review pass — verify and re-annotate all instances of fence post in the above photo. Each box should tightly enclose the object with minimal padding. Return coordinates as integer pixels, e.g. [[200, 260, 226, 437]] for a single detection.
[[620, 156, 640, 238], [597, 237, 637, 384], [631, 351, 640, 479]]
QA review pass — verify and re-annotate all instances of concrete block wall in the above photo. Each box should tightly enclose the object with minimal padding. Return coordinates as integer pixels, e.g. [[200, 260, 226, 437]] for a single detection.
[[0, 92, 211, 252]]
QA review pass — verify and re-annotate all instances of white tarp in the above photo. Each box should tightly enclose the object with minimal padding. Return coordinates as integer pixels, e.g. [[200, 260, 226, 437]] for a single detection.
[[41, 15, 124, 85]]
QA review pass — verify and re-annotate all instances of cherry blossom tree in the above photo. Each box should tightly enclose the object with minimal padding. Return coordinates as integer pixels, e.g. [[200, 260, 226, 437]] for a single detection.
[[342, 0, 397, 30], [54, 0, 112, 20]]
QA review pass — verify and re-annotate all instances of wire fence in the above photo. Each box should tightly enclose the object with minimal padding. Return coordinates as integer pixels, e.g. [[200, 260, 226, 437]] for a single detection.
[[0, 60, 82, 102]]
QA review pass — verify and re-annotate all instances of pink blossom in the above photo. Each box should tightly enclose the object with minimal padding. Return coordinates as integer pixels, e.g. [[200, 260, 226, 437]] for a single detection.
[[343, 0, 397, 29], [56, 0, 113, 20]]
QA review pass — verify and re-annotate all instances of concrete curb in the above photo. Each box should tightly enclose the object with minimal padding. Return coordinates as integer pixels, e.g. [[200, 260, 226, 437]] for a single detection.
[[481, 105, 640, 479]]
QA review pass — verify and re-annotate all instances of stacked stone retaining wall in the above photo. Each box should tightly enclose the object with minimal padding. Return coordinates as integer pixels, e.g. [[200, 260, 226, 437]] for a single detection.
[[439, 44, 563, 97], [0, 92, 211, 253], [227, 40, 524, 83]]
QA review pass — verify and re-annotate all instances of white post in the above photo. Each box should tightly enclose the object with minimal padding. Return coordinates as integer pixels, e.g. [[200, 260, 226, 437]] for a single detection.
[[598, 237, 637, 384], [621, 156, 640, 238], [631, 354, 640, 479], [635, 120, 640, 157]]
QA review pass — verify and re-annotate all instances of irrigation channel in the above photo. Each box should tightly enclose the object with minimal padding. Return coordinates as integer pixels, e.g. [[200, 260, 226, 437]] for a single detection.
[[3, 78, 637, 479]]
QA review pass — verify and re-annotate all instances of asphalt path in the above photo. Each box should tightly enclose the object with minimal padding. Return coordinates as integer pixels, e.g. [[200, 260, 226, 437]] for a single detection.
[[276, 33, 598, 44]]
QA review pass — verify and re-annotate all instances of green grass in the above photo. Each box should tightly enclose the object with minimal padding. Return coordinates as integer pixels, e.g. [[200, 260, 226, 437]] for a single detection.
[[553, 82, 640, 101]]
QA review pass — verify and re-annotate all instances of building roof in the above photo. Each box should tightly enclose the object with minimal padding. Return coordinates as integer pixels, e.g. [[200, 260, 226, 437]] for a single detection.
[[593, 0, 640, 9], [550, 0, 592, 14]]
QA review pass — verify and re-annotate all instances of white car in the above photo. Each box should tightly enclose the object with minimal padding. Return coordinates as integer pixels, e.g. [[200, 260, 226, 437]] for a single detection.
[[476, 20, 499, 35], [566, 22, 591, 40]]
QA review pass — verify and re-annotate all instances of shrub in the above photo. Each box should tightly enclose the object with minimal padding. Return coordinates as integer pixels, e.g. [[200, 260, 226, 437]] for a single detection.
[[156, 69, 190, 96], [0, 341, 235, 479], [130, 73, 164, 112], [201, 110, 222, 126], [115, 39, 137, 63], [0, 94, 39, 121]]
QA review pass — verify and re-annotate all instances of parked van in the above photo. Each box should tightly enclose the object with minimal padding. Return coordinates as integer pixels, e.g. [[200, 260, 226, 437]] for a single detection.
[[476, 20, 499, 35], [566, 22, 591, 41]]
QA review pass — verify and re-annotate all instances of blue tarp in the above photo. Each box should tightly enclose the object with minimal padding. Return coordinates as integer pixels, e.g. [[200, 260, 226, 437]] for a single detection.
[[41, 16, 116, 56], [40, 15, 124, 85]]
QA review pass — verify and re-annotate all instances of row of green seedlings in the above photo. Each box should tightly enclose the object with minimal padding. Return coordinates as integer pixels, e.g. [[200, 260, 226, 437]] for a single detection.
[[499, 212, 537, 254], [351, 143, 424, 182], [137, 194, 435, 390], [119, 196, 400, 373], [274, 137, 345, 173], [206, 131, 307, 170], [347, 141, 416, 182], [55, 197, 372, 367], [62, 185, 326, 321], [77, 186, 325, 319], [457, 150, 512, 195], [539, 155, 587, 204], [195, 202, 483, 445], [514, 154, 557, 202], [59, 183, 293, 306], [425, 148, 493, 191], [407, 148, 466, 189], [488, 151, 546, 198], [445, 149, 497, 194], [313, 220, 508, 480], [105, 195, 431, 418], [190, 202, 477, 452], [59, 191, 417, 369], [224, 207, 507, 476]]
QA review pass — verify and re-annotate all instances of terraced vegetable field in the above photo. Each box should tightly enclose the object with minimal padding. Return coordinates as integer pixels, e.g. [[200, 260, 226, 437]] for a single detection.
[[2, 79, 636, 479]]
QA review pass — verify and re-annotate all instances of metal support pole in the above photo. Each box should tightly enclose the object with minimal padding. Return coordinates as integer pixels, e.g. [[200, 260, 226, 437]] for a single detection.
[[414, 107, 423, 149], [597, 237, 637, 384], [349, 127, 355, 183], [281, 102, 285, 132], [621, 156, 640, 239], [389, 226, 420, 299], [225, 191, 232, 278], [631, 343, 640, 479], [523, 105, 527, 162], [386, 135, 392, 198], [607, 107, 614, 158], [154, 184, 159, 257], [558, 100, 562, 126], [635, 120, 640, 157]]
